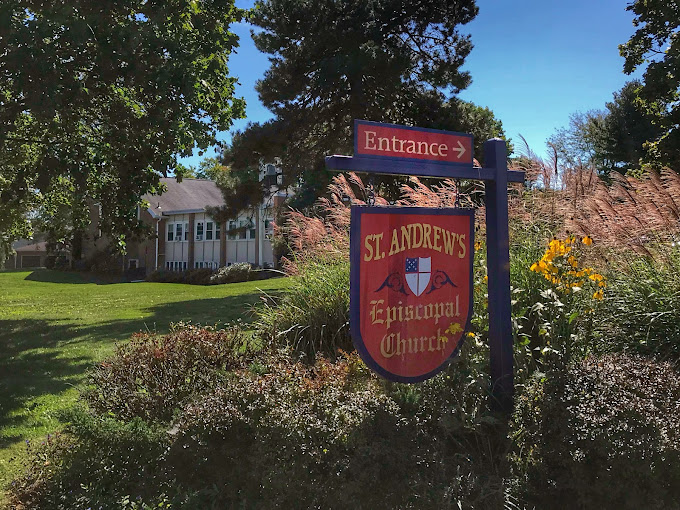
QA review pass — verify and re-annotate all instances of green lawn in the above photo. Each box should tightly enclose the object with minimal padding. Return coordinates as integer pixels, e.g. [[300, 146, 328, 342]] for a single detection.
[[0, 270, 290, 497]]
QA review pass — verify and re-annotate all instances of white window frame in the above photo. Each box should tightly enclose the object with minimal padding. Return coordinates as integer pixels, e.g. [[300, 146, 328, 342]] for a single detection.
[[167, 223, 174, 242], [196, 221, 204, 241], [175, 223, 183, 242], [238, 220, 247, 240], [206, 221, 214, 241], [228, 220, 237, 240], [215, 222, 221, 240]]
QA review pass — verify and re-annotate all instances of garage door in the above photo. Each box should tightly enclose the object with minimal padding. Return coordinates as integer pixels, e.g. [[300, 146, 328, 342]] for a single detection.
[[21, 255, 42, 268]]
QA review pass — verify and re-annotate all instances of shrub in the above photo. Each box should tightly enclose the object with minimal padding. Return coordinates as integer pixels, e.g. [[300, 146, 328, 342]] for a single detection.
[[167, 349, 509, 509], [209, 262, 253, 284], [83, 324, 251, 422], [146, 268, 214, 285], [255, 258, 351, 357], [514, 353, 680, 510], [8, 411, 171, 510]]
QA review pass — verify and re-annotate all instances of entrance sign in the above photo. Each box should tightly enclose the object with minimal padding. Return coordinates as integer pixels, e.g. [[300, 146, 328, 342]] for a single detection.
[[326, 119, 522, 414], [350, 207, 474, 383], [355, 120, 473, 166], [327, 120, 525, 182]]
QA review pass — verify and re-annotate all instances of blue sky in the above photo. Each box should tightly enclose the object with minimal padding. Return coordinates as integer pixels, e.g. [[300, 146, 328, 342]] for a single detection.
[[180, 0, 643, 167]]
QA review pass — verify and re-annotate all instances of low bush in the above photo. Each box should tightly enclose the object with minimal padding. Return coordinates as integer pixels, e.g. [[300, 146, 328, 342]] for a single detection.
[[514, 353, 680, 509], [8, 411, 171, 510], [83, 324, 251, 422], [255, 258, 351, 358], [209, 262, 253, 284], [146, 264, 276, 285], [166, 348, 509, 509], [10, 326, 512, 509], [146, 267, 214, 285]]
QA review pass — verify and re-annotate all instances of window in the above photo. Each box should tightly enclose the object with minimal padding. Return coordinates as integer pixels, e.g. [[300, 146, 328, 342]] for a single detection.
[[215, 222, 221, 240], [206, 221, 213, 241], [238, 220, 247, 240], [128, 259, 138, 270], [249, 222, 256, 240], [166, 261, 188, 271], [175, 223, 183, 242], [228, 220, 237, 240], [184, 222, 189, 241], [196, 221, 204, 241], [264, 219, 273, 240], [167, 223, 174, 242]]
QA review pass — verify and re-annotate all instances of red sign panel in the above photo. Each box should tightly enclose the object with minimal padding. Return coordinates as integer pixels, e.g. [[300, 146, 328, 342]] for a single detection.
[[350, 206, 474, 383], [355, 120, 474, 166]]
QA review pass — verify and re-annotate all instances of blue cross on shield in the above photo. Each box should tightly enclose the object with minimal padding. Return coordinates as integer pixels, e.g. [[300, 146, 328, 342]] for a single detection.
[[405, 257, 431, 297]]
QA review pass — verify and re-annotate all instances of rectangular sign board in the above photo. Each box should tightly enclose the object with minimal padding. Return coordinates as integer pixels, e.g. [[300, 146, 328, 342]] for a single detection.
[[350, 206, 474, 383], [355, 120, 474, 167]]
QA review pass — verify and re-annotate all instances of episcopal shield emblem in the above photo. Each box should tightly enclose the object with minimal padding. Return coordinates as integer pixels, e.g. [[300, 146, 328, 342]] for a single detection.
[[405, 257, 431, 296], [350, 206, 474, 383]]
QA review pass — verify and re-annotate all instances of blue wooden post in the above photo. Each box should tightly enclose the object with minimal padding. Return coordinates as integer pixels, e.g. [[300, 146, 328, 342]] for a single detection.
[[483, 138, 514, 414]]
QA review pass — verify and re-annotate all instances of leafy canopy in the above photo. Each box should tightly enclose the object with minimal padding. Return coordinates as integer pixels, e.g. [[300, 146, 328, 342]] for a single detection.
[[548, 81, 660, 177], [0, 0, 246, 253], [620, 0, 680, 168]]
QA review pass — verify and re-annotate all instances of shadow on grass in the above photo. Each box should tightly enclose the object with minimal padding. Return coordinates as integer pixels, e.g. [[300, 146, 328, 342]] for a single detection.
[[0, 289, 285, 451], [23, 269, 141, 285]]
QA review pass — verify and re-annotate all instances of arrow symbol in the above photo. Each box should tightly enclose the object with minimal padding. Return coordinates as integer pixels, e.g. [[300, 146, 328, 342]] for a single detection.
[[453, 140, 466, 159]]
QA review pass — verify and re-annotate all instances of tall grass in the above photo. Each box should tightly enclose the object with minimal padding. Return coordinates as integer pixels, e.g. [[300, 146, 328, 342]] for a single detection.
[[256, 258, 351, 357]]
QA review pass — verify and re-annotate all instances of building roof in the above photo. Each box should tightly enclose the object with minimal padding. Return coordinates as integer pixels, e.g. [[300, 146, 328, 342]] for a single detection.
[[144, 178, 225, 217], [15, 242, 48, 252]]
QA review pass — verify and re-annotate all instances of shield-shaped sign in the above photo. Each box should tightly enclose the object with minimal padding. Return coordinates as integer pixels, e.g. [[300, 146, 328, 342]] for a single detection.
[[350, 206, 474, 383]]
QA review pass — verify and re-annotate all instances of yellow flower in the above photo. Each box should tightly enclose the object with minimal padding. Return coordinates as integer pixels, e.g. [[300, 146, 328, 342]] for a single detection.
[[483, 275, 488, 283], [466, 332, 475, 338], [530, 263, 539, 272], [582, 236, 593, 246], [446, 322, 463, 335], [474, 241, 482, 251], [593, 289, 604, 300]]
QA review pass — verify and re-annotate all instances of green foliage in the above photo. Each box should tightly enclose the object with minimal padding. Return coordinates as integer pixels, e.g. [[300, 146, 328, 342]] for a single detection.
[[10, 338, 511, 509], [255, 259, 352, 358], [84, 324, 251, 422], [549, 81, 660, 177], [0, 0, 246, 254], [209, 262, 254, 284], [146, 264, 275, 285], [9, 410, 171, 510], [514, 353, 680, 510], [147, 267, 215, 285], [597, 247, 680, 361], [620, 1, 680, 169], [194, 156, 228, 181]]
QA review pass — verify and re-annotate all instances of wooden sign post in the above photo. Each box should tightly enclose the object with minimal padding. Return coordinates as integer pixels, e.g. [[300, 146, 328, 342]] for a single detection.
[[326, 120, 523, 414]]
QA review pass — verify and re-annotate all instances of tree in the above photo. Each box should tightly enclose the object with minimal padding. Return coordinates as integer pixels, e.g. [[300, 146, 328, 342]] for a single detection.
[[195, 156, 229, 181], [0, 1, 246, 257], [548, 110, 608, 174], [599, 80, 660, 173], [227, 0, 493, 207], [547, 81, 661, 177], [620, 0, 680, 169]]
